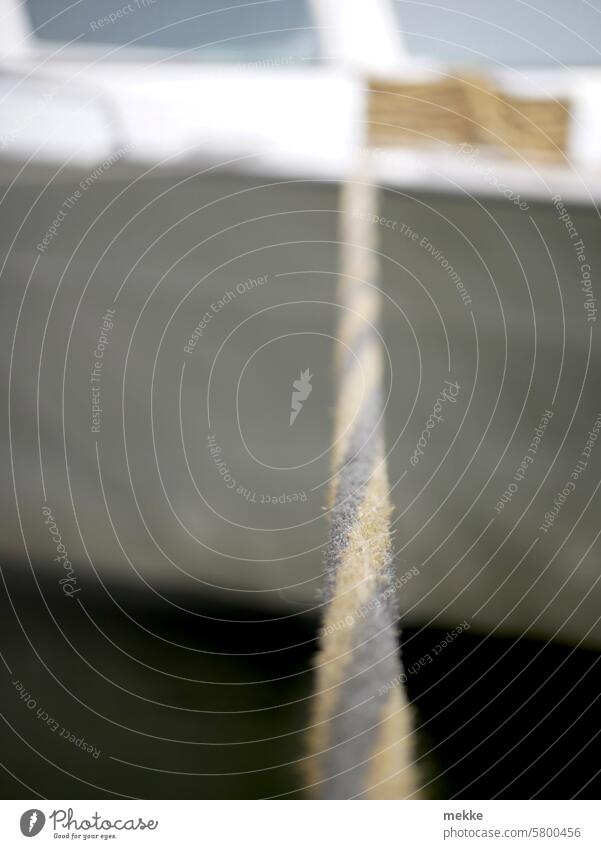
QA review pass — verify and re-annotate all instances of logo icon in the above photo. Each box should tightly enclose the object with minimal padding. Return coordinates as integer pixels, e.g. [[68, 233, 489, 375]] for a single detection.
[[20, 809, 45, 837], [289, 368, 313, 426]]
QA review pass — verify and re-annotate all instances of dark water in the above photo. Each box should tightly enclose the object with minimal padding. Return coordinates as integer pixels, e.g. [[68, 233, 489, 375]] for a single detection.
[[0, 565, 598, 799]]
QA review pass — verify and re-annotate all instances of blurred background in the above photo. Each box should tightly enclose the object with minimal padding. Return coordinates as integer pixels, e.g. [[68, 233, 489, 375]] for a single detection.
[[1, 0, 601, 798]]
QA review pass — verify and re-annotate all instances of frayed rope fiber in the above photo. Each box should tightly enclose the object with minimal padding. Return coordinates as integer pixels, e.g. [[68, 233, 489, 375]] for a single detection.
[[309, 179, 417, 799]]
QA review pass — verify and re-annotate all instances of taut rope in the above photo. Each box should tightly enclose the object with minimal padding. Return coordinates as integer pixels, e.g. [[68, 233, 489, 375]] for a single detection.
[[309, 177, 417, 799]]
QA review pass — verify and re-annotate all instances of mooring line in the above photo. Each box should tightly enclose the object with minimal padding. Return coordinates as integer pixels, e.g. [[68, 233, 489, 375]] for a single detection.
[[310, 177, 417, 799]]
